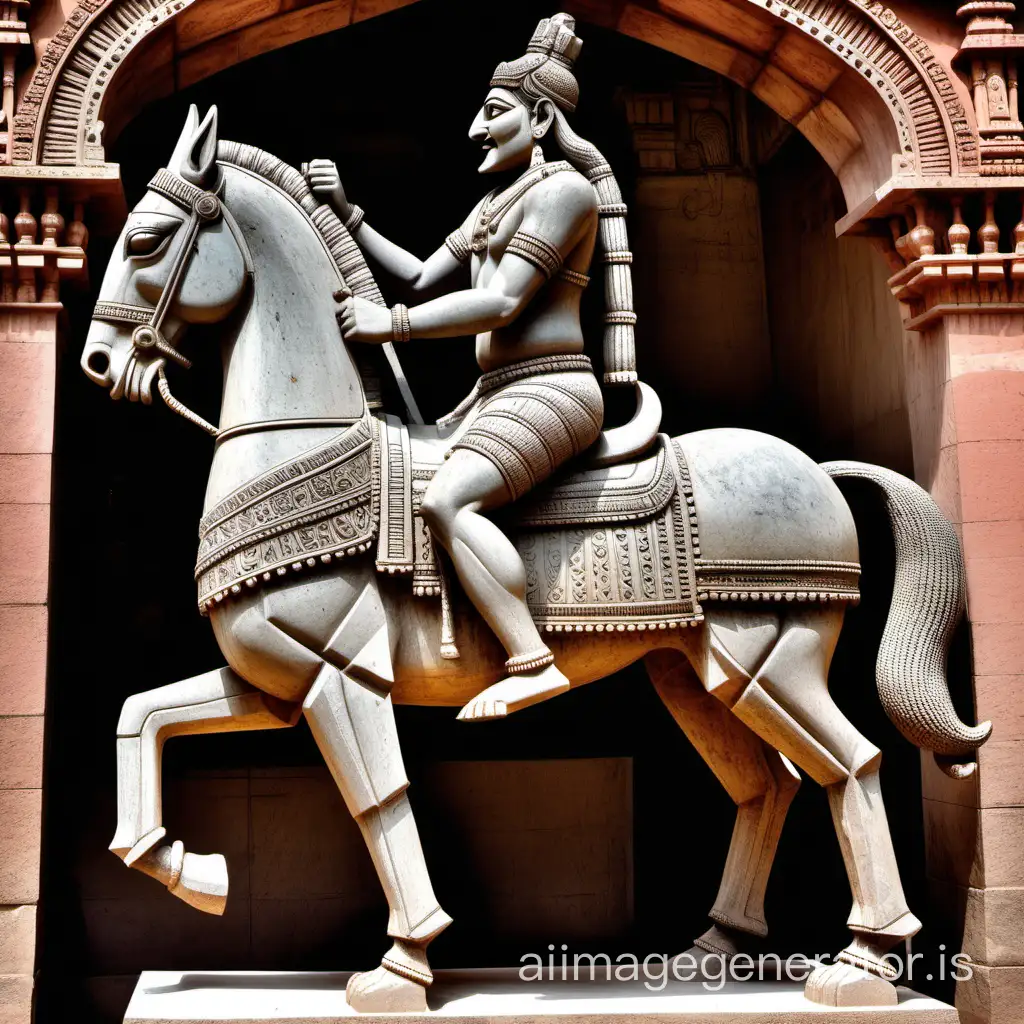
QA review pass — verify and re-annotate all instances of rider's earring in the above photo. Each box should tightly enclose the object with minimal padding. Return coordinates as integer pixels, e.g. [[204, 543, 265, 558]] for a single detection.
[[530, 142, 546, 168]]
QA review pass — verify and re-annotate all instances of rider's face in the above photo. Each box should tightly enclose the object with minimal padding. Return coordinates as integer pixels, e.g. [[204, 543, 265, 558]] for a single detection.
[[470, 89, 533, 174]]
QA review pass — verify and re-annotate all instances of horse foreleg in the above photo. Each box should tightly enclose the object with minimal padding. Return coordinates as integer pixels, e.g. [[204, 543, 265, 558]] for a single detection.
[[110, 666, 298, 914], [646, 646, 800, 971], [303, 609, 451, 1013]]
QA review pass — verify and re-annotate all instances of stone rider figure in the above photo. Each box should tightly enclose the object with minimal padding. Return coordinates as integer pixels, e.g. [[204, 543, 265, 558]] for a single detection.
[[308, 13, 639, 722]]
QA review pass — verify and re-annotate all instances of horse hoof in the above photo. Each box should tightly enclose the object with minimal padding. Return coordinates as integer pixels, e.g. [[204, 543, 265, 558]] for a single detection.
[[132, 841, 229, 916], [169, 848, 229, 916], [346, 965, 428, 1012], [670, 924, 764, 982], [805, 961, 898, 1007]]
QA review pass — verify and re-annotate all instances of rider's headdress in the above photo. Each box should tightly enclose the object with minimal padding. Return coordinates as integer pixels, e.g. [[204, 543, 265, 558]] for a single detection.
[[490, 14, 582, 113]]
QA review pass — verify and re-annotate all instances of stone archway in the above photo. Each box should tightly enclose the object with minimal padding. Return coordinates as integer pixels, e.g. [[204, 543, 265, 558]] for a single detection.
[[3, 4, 1024, 1024], [12, 0, 978, 219]]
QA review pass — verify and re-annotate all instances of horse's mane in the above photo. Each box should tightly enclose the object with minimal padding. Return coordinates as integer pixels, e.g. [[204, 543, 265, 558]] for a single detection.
[[216, 140, 384, 307]]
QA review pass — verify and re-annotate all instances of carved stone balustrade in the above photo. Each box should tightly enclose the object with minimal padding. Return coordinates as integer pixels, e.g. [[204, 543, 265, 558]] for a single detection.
[[0, 186, 87, 305], [881, 190, 1024, 330]]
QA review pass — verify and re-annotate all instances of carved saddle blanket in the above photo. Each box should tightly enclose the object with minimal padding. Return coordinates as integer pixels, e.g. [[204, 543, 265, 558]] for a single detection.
[[195, 416, 861, 622], [194, 414, 704, 629], [377, 415, 705, 633]]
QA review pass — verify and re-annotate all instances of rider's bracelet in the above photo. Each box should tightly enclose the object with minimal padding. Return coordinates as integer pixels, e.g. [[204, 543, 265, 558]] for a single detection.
[[345, 204, 365, 233], [391, 303, 412, 343]]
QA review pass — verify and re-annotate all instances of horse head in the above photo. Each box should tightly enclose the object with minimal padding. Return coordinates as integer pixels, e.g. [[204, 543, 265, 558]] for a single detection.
[[81, 105, 251, 405]]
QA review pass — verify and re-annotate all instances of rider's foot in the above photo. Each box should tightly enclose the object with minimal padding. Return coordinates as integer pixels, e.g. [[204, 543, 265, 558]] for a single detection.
[[457, 663, 570, 721]]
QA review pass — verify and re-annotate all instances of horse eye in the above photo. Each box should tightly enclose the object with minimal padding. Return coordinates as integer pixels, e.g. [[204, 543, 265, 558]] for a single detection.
[[126, 231, 163, 258]]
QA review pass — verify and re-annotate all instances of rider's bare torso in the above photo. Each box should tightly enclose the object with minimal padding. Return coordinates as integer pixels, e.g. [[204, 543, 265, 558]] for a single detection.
[[462, 167, 598, 371]]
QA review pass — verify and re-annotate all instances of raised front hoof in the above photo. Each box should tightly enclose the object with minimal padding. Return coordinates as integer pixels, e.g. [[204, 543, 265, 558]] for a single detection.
[[346, 965, 428, 1013], [169, 850, 229, 915], [805, 961, 898, 1007], [133, 841, 229, 916]]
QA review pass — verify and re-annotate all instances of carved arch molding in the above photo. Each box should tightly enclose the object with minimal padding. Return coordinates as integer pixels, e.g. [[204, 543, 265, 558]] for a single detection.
[[13, 0, 975, 179]]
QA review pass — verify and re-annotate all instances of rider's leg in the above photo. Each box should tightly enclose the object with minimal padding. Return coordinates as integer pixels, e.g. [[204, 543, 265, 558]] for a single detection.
[[420, 448, 569, 721]]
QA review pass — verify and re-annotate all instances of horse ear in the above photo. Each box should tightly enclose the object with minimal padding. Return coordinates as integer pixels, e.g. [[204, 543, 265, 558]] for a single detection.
[[167, 104, 201, 177], [180, 106, 219, 188]]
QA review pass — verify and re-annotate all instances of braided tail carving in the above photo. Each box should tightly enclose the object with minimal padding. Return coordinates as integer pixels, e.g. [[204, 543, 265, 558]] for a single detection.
[[551, 107, 636, 386], [822, 461, 991, 779]]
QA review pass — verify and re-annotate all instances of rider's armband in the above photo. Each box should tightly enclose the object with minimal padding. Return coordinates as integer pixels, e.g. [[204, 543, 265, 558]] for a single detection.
[[445, 229, 472, 264], [505, 229, 564, 279]]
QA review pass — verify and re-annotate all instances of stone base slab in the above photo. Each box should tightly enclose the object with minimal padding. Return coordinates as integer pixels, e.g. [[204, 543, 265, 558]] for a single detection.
[[124, 968, 959, 1023]]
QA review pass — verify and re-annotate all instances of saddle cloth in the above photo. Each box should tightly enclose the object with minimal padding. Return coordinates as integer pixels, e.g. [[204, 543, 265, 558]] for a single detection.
[[377, 415, 704, 632], [195, 416, 860, 619]]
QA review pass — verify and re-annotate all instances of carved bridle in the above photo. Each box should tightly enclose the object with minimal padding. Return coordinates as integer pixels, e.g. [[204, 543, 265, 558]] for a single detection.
[[92, 168, 226, 435]]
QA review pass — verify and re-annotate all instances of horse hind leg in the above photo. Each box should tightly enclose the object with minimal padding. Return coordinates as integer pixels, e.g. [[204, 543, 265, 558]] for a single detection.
[[646, 634, 800, 972], [721, 607, 919, 1007], [110, 666, 299, 914]]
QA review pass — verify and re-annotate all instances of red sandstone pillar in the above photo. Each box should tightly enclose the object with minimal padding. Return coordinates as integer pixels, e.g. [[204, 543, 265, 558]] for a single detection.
[[893, 217, 1024, 1024], [0, 192, 86, 1024]]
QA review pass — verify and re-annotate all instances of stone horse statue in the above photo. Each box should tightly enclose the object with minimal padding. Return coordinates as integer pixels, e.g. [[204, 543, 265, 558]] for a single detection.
[[80, 105, 990, 1012]]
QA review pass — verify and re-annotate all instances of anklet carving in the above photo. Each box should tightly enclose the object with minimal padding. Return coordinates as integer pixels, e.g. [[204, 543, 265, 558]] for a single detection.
[[505, 648, 555, 674]]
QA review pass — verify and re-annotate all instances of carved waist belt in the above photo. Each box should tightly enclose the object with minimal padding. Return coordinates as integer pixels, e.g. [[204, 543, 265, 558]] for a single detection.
[[438, 353, 593, 428]]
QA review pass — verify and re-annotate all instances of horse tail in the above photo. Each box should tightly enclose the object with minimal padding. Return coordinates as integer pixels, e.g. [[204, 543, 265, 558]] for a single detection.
[[821, 460, 991, 780]]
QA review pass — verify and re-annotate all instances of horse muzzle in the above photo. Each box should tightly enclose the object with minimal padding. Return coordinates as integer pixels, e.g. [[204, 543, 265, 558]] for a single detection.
[[82, 320, 162, 404]]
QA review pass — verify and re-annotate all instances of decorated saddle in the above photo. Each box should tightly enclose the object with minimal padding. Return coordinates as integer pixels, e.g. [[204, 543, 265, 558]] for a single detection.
[[194, 413, 703, 630], [195, 415, 861, 629]]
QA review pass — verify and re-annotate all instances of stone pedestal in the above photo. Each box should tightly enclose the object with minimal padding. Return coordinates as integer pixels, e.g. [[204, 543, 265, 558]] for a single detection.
[[122, 969, 958, 1023]]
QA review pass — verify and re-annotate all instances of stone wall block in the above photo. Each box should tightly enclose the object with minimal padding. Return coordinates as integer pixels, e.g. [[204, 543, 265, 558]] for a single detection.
[[0, 791, 41, 905], [976, 740, 1024, 808], [958, 440, 1024, 523], [977, 808, 1024, 888], [952, 371, 1024, 444], [964, 555, 1024, 624], [0, 342, 55, 455], [957, 964, 1024, 1024], [0, 974, 32, 1024], [0, 504, 49, 605], [963, 520, 1024, 562], [0, 457, 49, 506], [0, 906, 35, 975], [0, 606, 47, 717], [971, 624, 1024, 678], [0, 718, 43, 790], [973, 675, 1024, 742], [963, 887, 1024, 966]]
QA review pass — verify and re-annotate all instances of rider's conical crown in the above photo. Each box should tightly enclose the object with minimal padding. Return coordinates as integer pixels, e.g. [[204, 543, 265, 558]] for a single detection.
[[490, 13, 582, 112]]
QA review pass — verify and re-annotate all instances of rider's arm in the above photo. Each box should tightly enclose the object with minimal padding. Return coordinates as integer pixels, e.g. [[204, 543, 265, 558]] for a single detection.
[[307, 158, 480, 297], [354, 199, 483, 297], [406, 173, 595, 339]]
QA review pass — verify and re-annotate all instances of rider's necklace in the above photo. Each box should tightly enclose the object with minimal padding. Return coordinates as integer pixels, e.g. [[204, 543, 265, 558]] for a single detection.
[[470, 159, 574, 253]]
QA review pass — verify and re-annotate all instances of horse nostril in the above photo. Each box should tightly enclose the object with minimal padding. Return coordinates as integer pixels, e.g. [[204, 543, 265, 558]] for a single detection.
[[87, 349, 110, 379]]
